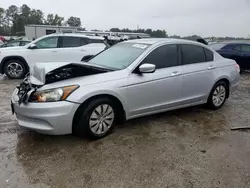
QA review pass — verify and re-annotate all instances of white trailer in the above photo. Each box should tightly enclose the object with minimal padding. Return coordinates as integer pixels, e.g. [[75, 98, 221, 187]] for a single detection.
[[25, 25, 78, 40]]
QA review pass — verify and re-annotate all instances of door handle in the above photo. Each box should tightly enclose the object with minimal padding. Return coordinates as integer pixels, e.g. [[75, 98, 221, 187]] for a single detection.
[[51, 50, 57, 53], [171, 71, 180, 77], [80, 49, 86, 52], [208, 65, 215, 70]]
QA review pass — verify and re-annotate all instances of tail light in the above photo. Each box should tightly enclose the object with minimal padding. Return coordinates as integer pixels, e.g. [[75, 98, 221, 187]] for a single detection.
[[235, 64, 240, 73]]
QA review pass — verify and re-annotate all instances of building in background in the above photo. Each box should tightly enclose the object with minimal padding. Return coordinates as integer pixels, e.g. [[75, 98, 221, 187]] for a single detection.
[[25, 25, 78, 40]]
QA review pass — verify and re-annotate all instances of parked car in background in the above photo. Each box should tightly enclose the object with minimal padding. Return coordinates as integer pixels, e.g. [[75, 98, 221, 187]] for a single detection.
[[0, 33, 106, 79], [210, 42, 250, 71], [11, 38, 240, 139], [0, 36, 6, 43], [0, 40, 31, 48]]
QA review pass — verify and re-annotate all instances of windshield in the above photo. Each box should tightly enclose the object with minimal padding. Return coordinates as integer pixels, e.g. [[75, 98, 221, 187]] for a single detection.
[[89, 43, 150, 70]]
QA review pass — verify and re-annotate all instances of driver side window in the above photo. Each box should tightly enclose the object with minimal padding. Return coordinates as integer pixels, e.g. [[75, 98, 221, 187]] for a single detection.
[[141, 44, 178, 69], [35, 37, 58, 49]]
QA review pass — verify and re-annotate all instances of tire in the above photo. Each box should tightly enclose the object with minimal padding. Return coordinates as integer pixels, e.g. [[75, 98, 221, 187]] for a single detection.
[[73, 97, 118, 139], [4, 59, 27, 79], [207, 81, 229, 110]]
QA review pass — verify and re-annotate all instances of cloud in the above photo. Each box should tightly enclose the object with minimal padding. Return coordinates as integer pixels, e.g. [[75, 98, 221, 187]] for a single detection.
[[0, 0, 249, 37]]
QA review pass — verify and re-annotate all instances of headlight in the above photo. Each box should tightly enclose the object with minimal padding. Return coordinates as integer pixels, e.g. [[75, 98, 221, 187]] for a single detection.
[[29, 85, 79, 102]]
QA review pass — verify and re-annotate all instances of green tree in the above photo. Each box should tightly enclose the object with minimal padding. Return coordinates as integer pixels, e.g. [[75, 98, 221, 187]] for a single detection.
[[46, 14, 64, 26], [0, 7, 5, 26], [110, 28, 120, 32], [9, 4, 31, 35], [0, 7, 8, 35], [5, 5, 18, 27], [151, 30, 167, 38], [28, 9, 44, 24], [67, 16, 81, 27]]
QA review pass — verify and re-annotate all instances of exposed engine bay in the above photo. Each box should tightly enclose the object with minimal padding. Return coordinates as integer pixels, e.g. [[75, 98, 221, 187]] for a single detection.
[[45, 63, 110, 84]]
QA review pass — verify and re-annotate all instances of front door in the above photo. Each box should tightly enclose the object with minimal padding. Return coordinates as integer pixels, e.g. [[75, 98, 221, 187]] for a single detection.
[[27, 36, 60, 67], [180, 44, 215, 104], [125, 44, 182, 118]]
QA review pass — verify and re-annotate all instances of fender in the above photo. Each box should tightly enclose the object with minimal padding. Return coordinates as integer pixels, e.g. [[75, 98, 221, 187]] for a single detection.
[[0, 56, 29, 74]]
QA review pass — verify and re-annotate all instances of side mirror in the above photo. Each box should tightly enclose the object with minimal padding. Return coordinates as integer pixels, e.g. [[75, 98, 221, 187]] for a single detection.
[[139, 64, 156, 73], [28, 43, 37, 49]]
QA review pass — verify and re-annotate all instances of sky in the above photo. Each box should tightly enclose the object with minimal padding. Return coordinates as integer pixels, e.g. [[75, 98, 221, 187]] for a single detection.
[[1, 0, 250, 37]]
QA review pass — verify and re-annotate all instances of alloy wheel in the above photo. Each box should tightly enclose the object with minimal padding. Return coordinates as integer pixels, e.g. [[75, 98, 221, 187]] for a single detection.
[[89, 104, 114, 135], [7, 62, 23, 78], [212, 85, 226, 107]]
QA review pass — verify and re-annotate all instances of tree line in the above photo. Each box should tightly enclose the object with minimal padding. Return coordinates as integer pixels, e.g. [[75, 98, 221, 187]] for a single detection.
[[110, 28, 167, 38], [0, 4, 82, 36]]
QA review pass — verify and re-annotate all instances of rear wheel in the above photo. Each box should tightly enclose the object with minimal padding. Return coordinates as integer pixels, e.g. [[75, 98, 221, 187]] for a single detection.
[[73, 97, 118, 139], [207, 81, 228, 110], [4, 59, 27, 79]]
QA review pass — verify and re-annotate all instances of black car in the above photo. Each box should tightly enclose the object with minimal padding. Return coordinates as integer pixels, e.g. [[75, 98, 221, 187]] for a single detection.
[[0, 40, 31, 48], [210, 42, 250, 71]]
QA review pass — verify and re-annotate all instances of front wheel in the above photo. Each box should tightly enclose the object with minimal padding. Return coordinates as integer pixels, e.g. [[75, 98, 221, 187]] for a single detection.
[[73, 98, 117, 139], [207, 81, 228, 110], [4, 59, 27, 79]]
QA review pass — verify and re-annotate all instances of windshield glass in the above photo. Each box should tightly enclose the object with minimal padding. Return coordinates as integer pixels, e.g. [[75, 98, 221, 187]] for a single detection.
[[89, 43, 150, 70]]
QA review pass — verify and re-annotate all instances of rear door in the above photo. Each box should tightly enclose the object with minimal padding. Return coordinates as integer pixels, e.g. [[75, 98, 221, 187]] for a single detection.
[[58, 36, 87, 62], [126, 44, 182, 117], [58, 36, 106, 62], [180, 44, 215, 105]]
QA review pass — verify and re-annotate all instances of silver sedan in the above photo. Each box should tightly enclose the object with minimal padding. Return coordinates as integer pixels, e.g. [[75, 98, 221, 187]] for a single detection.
[[11, 38, 240, 139]]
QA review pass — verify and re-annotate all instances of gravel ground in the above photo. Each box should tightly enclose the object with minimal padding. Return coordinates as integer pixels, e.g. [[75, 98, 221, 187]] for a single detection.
[[0, 73, 250, 188]]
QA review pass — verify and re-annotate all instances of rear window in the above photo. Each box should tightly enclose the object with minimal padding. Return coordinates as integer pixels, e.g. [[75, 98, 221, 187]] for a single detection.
[[180, 44, 206, 65], [204, 48, 214, 61], [61, 37, 81, 48], [209, 43, 226, 50]]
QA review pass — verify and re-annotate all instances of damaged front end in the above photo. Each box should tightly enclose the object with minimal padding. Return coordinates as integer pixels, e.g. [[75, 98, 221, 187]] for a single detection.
[[15, 75, 40, 104], [15, 62, 111, 104]]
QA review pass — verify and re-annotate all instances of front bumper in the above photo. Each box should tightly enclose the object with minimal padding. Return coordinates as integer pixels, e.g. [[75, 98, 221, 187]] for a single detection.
[[11, 89, 80, 135]]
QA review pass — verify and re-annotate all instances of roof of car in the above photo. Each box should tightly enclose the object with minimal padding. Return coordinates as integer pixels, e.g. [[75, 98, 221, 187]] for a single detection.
[[48, 33, 104, 40], [125, 38, 203, 45]]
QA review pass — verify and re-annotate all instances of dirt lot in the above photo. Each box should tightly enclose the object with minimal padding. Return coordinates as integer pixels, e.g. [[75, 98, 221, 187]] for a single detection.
[[0, 73, 250, 188]]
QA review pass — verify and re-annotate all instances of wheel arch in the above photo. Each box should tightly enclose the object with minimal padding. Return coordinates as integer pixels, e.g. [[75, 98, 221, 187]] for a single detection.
[[72, 94, 126, 130], [0, 56, 29, 74], [211, 77, 230, 99]]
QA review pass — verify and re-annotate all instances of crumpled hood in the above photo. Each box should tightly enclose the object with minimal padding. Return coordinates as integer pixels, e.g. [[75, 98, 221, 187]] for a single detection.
[[30, 62, 115, 86], [30, 62, 73, 85]]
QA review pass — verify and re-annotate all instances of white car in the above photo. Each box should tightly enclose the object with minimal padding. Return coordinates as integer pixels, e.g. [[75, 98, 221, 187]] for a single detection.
[[0, 33, 106, 79]]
